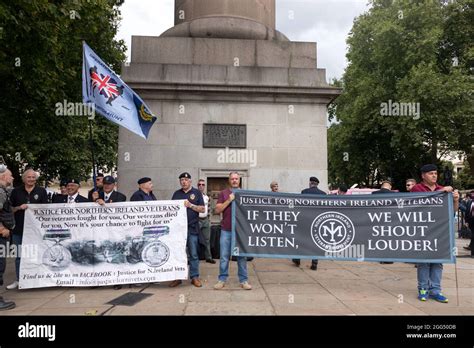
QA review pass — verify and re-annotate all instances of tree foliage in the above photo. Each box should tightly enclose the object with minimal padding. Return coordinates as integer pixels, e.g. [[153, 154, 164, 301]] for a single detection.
[[328, 0, 473, 190], [0, 0, 126, 185]]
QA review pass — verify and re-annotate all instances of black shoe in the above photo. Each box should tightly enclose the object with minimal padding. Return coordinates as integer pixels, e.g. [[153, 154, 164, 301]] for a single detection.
[[113, 285, 122, 290], [292, 259, 300, 266], [206, 259, 216, 264], [246, 257, 254, 261], [310, 263, 318, 271], [0, 298, 15, 311], [380, 262, 393, 264]]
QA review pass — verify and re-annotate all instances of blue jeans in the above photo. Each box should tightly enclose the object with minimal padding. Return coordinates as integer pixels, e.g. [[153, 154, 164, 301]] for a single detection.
[[187, 233, 199, 279], [12, 234, 22, 281], [218, 230, 247, 283], [417, 263, 443, 295]]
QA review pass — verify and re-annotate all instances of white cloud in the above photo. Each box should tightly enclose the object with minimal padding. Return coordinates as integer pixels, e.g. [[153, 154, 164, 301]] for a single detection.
[[116, 0, 174, 62]]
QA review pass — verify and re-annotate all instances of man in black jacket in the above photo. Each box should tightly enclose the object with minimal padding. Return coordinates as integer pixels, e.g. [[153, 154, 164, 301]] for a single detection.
[[7, 168, 48, 289], [0, 167, 16, 310], [55, 179, 88, 203], [87, 173, 104, 202], [292, 176, 327, 271], [461, 191, 474, 257], [92, 175, 126, 290], [372, 180, 393, 195], [372, 179, 394, 264], [52, 178, 68, 203], [92, 176, 126, 204]]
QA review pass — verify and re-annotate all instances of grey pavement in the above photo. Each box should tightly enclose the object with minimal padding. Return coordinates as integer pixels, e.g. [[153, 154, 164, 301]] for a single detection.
[[1, 237, 472, 315]]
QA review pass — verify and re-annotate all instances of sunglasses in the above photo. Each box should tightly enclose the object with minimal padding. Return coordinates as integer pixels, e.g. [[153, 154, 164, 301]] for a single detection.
[[198, 183, 205, 186]]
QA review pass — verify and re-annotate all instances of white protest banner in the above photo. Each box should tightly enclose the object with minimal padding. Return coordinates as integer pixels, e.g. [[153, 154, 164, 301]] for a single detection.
[[19, 200, 188, 289]]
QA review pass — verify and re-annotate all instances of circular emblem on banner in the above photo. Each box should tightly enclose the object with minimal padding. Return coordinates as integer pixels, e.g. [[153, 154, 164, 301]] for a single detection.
[[310, 211, 355, 253], [190, 194, 195, 201], [42, 244, 72, 271], [34, 194, 39, 200], [141, 241, 170, 267]]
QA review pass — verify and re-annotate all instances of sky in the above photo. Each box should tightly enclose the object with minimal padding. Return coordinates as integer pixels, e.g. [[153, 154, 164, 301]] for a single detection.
[[116, 0, 370, 81]]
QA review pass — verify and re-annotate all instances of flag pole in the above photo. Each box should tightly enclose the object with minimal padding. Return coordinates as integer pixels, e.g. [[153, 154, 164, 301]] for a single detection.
[[88, 118, 97, 191], [83, 40, 97, 191]]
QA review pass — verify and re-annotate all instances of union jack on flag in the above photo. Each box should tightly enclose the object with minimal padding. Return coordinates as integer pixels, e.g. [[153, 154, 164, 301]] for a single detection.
[[89, 66, 124, 105]]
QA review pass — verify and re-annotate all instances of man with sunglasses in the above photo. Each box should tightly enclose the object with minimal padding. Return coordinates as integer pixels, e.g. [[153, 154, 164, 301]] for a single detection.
[[198, 179, 215, 264], [88, 173, 104, 202], [405, 178, 416, 192]]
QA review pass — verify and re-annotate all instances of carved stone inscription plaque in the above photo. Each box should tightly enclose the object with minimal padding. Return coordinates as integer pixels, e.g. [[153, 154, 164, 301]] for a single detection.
[[203, 124, 246, 148]]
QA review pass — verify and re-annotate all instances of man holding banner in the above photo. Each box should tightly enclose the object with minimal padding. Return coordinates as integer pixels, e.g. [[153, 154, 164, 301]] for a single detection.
[[411, 164, 459, 303], [214, 172, 252, 290], [170, 173, 205, 288]]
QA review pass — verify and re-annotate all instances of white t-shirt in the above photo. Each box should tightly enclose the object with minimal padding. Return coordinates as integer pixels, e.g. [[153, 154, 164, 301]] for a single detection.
[[199, 193, 210, 218]]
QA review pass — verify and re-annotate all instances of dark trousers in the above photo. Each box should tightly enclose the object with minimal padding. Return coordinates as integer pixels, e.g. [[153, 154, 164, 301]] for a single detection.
[[469, 223, 474, 256], [0, 236, 8, 285]]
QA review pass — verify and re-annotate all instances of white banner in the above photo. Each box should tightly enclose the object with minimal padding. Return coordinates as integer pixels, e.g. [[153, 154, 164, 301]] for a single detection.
[[19, 200, 189, 289]]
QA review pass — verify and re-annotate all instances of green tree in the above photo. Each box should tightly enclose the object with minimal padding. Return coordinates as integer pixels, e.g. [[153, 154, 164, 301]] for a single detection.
[[328, 0, 473, 190], [0, 0, 126, 185], [455, 161, 474, 189]]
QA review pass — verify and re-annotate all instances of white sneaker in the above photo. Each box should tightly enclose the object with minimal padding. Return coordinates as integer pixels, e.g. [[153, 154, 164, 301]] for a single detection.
[[240, 281, 252, 290], [213, 281, 225, 290], [6, 281, 18, 290]]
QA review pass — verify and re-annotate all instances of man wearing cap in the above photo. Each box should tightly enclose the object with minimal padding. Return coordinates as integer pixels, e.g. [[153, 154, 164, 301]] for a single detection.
[[7, 168, 48, 289], [87, 173, 104, 202], [293, 176, 327, 270], [52, 178, 68, 203], [92, 176, 126, 205], [411, 164, 459, 303], [130, 177, 156, 201], [54, 179, 88, 203], [169, 172, 205, 288]]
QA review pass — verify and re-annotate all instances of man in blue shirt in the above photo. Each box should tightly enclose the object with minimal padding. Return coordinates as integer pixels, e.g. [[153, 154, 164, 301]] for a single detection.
[[130, 177, 157, 201], [169, 172, 205, 288]]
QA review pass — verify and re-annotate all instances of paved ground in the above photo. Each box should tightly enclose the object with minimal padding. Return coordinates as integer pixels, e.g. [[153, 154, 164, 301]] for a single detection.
[[1, 238, 472, 315]]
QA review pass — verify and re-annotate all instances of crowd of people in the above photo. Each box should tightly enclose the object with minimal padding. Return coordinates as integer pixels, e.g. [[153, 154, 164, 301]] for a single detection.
[[0, 162, 469, 311]]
